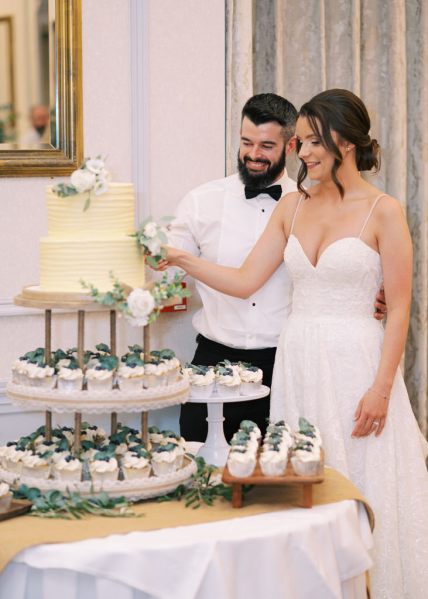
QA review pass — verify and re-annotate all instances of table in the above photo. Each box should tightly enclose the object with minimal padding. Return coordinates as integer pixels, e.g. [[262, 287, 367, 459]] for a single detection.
[[188, 385, 270, 466], [0, 499, 372, 599]]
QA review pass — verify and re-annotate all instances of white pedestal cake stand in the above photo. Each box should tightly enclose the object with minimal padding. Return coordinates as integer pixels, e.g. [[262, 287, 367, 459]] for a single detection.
[[188, 385, 270, 467]]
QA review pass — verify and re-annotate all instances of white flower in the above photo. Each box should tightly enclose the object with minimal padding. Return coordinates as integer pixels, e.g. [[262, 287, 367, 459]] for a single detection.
[[70, 169, 96, 193], [126, 288, 156, 327], [85, 158, 105, 174], [94, 179, 109, 196], [144, 222, 158, 238], [145, 238, 162, 256]]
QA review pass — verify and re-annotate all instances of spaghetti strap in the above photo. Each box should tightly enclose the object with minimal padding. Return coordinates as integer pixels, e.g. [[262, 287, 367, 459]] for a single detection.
[[358, 194, 387, 239], [289, 195, 304, 236]]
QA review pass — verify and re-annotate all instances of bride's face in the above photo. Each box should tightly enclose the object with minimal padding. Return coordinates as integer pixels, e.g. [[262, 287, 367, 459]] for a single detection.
[[296, 116, 338, 182]]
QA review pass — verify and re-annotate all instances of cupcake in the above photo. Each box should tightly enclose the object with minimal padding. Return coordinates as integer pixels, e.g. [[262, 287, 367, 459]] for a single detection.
[[21, 453, 51, 480], [153, 349, 180, 384], [151, 443, 181, 476], [291, 441, 322, 477], [54, 455, 83, 482], [89, 454, 119, 484], [116, 360, 145, 391], [238, 363, 263, 395], [57, 365, 84, 392], [186, 364, 215, 398], [85, 354, 117, 392], [4, 445, 32, 474], [215, 363, 241, 397], [259, 447, 288, 476], [148, 426, 164, 449], [0, 483, 12, 513], [0, 444, 10, 468], [144, 361, 168, 388], [11, 358, 29, 384], [122, 449, 151, 480], [85, 366, 114, 391], [26, 362, 56, 389], [227, 448, 256, 478]]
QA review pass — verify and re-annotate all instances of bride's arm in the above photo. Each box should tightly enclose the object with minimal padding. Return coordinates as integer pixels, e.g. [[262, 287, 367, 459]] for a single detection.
[[164, 196, 291, 299], [352, 196, 413, 437]]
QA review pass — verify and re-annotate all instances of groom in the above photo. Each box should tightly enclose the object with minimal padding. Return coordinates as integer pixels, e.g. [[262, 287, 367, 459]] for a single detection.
[[169, 93, 386, 442], [169, 93, 298, 441]]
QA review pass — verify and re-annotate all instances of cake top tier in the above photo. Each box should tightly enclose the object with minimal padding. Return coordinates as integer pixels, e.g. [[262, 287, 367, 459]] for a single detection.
[[46, 183, 135, 239]]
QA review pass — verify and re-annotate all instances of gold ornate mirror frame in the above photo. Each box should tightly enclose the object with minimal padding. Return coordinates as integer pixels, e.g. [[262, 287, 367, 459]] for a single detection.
[[0, 0, 83, 177]]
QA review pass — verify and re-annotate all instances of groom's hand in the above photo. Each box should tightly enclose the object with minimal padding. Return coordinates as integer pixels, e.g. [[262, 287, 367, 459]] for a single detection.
[[374, 285, 387, 320]]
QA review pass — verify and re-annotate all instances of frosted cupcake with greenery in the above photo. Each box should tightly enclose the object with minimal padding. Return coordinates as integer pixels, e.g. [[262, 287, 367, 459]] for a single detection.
[[85, 355, 118, 392], [185, 364, 215, 398], [117, 352, 145, 391], [215, 361, 241, 397], [238, 362, 263, 395]]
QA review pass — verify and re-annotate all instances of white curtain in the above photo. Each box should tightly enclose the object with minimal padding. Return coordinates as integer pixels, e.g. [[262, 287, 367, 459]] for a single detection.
[[226, 0, 428, 435]]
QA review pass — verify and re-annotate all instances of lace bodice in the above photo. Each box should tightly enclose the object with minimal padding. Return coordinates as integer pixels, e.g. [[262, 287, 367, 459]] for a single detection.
[[284, 235, 383, 320]]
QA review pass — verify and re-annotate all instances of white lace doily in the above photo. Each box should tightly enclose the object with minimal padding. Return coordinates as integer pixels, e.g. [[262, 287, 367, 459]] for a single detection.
[[6, 377, 190, 414]]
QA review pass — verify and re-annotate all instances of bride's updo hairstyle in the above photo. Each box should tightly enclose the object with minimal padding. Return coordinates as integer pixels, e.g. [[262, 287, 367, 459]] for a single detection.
[[297, 89, 380, 198]]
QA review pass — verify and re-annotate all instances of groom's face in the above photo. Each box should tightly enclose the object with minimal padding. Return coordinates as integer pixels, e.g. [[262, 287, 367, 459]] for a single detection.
[[238, 117, 286, 188]]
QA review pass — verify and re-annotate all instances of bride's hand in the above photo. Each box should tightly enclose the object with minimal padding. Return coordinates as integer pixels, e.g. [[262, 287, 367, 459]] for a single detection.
[[147, 246, 183, 271], [352, 387, 389, 437]]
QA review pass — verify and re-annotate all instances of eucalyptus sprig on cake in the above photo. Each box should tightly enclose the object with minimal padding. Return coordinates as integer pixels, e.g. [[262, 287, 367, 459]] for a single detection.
[[132, 216, 173, 267], [52, 156, 110, 211], [81, 271, 190, 327]]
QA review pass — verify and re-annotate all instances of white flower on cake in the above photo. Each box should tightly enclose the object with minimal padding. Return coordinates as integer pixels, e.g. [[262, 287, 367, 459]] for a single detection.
[[82, 271, 190, 328], [85, 158, 106, 175], [126, 288, 156, 327], [52, 156, 110, 211], [70, 168, 96, 193]]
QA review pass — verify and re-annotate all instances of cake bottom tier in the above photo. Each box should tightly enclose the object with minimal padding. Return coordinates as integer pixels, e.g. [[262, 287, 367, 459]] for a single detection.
[[40, 237, 145, 292]]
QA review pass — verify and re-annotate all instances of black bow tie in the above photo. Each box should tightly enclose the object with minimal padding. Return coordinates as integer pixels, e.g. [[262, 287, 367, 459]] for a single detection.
[[244, 184, 282, 201]]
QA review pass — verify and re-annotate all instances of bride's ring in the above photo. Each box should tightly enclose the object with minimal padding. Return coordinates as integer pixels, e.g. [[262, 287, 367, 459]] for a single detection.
[[372, 420, 380, 426]]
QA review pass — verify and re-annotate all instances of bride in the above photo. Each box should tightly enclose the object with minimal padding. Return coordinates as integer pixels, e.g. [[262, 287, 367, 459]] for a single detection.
[[162, 89, 428, 598]]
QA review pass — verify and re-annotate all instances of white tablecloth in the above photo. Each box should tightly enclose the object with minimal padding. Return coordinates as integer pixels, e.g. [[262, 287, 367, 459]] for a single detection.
[[0, 499, 372, 599]]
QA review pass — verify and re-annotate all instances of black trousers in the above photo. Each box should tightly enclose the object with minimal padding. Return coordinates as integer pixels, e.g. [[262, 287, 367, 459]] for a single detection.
[[180, 334, 277, 442]]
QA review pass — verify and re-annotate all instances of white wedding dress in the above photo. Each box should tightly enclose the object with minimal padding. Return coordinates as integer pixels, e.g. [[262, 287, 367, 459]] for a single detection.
[[270, 196, 428, 599]]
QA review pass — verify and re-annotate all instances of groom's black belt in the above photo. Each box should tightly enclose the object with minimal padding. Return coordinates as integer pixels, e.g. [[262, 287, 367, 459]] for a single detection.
[[195, 334, 277, 359]]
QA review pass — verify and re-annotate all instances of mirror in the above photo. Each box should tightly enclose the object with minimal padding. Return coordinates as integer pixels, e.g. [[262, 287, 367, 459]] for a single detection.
[[0, 0, 82, 177]]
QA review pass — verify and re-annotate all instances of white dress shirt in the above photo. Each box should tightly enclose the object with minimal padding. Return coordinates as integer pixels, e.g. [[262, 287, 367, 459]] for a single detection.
[[169, 170, 297, 349]]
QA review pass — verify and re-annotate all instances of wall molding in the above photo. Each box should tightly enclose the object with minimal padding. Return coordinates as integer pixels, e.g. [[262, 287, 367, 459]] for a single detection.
[[130, 0, 150, 224], [0, 298, 45, 317], [0, 380, 40, 415]]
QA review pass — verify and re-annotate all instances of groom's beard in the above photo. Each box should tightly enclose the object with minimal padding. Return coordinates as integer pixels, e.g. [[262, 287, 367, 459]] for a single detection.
[[237, 148, 286, 188]]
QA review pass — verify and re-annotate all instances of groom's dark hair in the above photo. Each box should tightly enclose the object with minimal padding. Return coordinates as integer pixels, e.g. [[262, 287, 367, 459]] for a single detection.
[[241, 93, 297, 143]]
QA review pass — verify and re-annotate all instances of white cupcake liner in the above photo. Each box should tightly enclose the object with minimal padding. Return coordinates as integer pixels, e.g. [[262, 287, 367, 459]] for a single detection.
[[152, 461, 178, 477], [117, 377, 144, 392], [190, 382, 214, 399], [90, 469, 119, 483], [86, 378, 114, 392], [22, 465, 51, 480], [122, 466, 151, 480], [57, 378, 83, 392], [239, 381, 262, 395], [227, 457, 256, 478], [290, 456, 322, 477], [216, 383, 241, 398]]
